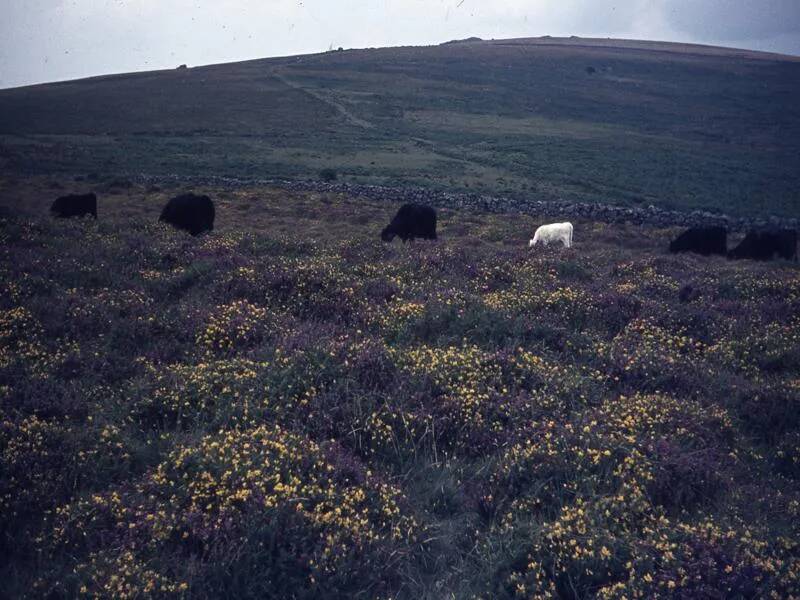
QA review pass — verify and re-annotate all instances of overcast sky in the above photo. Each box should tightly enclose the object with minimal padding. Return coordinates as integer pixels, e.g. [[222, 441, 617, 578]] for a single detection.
[[2, 0, 800, 89]]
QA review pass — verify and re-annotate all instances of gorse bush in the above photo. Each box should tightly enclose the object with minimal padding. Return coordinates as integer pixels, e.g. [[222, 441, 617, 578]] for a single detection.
[[37, 425, 416, 599], [2, 189, 800, 598]]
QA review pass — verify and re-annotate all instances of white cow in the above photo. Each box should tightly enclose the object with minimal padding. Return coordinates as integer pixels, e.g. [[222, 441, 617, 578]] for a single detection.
[[529, 222, 573, 249]]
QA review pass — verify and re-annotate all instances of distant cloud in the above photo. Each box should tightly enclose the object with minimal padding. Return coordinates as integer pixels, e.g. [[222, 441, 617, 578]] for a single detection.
[[2, 0, 799, 88], [662, 0, 800, 40]]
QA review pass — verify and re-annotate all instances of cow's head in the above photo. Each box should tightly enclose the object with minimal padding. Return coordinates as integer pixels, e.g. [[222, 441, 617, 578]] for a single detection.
[[381, 226, 396, 242]]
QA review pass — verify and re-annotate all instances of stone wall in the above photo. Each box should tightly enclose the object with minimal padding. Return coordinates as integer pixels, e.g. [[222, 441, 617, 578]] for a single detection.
[[135, 174, 799, 232]]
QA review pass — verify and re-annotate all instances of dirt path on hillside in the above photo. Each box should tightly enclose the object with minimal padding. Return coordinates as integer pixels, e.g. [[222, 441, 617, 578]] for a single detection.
[[272, 69, 374, 130]]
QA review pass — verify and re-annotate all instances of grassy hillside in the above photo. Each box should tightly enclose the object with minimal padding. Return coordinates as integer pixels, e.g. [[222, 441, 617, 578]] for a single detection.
[[1, 37, 799, 217], [2, 178, 800, 598]]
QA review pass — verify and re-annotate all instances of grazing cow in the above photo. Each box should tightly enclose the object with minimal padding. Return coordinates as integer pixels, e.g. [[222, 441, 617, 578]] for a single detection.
[[381, 203, 437, 242], [669, 226, 727, 256], [529, 222, 573, 249], [50, 193, 97, 219], [729, 229, 798, 261], [159, 193, 215, 236], [678, 284, 701, 303], [778, 229, 799, 261]]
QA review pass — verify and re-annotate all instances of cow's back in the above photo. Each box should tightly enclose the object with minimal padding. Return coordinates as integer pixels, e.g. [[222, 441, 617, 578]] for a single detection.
[[51, 193, 97, 219], [160, 193, 215, 236], [670, 226, 726, 255], [387, 203, 437, 241]]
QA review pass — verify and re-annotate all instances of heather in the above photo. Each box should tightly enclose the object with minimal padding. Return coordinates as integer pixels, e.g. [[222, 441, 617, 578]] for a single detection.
[[1, 184, 799, 599]]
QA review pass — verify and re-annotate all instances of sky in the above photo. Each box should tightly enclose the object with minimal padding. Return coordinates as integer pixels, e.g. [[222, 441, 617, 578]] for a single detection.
[[2, 0, 800, 89]]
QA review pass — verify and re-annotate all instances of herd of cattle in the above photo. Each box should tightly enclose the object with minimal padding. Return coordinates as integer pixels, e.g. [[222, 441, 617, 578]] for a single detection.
[[49, 192, 797, 262], [669, 224, 797, 261], [50, 191, 215, 236]]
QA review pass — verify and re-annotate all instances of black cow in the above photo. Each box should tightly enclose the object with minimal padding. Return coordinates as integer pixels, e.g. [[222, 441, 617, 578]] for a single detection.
[[678, 284, 701, 303], [728, 229, 798, 261], [159, 193, 215, 236], [381, 203, 437, 242], [50, 193, 97, 219], [669, 226, 727, 256]]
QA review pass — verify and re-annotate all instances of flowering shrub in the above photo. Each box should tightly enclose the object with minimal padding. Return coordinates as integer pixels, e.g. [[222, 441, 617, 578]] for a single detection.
[[2, 187, 799, 598], [508, 499, 800, 599], [710, 317, 800, 377], [484, 286, 594, 325], [132, 358, 271, 430], [38, 425, 417, 598], [196, 300, 272, 355], [777, 431, 800, 479], [0, 306, 48, 374], [608, 317, 709, 393], [0, 414, 131, 548], [612, 260, 680, 299]]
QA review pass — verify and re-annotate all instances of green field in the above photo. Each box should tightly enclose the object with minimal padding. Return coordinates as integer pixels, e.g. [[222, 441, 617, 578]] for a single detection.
[[1, 37, 799, 217]]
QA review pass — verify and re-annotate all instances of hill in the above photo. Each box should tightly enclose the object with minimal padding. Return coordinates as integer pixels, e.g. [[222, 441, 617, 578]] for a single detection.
[[1, 37, 799, 217], [2, 182, 800, 597]]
